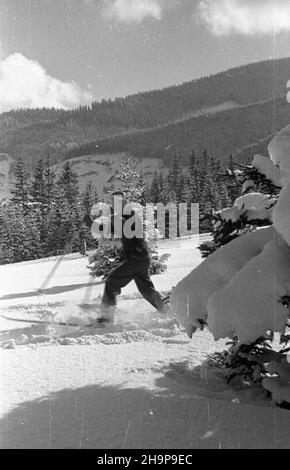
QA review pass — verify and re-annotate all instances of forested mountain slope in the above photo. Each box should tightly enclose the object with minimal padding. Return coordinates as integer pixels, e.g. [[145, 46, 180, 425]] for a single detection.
[[68, 97, 290, 165], [0, 58, 289, 163]]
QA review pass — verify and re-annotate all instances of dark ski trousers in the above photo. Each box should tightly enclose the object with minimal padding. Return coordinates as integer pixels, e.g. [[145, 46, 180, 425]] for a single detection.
[[101, 256, 165, 313]]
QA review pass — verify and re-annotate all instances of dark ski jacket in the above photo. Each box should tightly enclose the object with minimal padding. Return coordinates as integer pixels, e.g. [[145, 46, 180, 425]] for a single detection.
[[84, 212, 150, 259]]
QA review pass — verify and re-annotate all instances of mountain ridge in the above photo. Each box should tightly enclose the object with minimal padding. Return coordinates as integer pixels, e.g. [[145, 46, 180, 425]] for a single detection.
[[67, 96, 290, 163], [1, 57, 290, 200]]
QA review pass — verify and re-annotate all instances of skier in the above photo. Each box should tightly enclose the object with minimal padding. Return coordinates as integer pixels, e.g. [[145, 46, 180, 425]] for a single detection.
[[83, 191, 168, 323]]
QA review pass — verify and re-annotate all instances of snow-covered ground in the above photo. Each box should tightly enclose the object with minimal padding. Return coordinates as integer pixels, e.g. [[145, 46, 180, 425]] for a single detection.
[[0, 237, 290, 449]]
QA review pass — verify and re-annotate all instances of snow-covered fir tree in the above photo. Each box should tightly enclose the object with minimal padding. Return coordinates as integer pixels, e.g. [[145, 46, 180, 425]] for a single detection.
[[171, 124, 290, 406], [81, 181, 96, 215], [0, 204, 42, 263], [199, 155, 279, 258], [167, 149, 185, 203], [0, 158, 91, 263]]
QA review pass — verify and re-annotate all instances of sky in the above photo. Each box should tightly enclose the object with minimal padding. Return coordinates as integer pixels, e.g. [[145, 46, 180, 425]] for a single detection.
[[1, 0, 290, 112]]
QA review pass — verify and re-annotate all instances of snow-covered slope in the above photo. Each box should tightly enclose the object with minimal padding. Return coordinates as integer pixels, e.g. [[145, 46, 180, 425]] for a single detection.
[[53, 153, 164, 195]]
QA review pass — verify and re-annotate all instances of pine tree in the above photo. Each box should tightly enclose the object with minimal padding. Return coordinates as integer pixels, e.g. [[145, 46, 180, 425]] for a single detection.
[[136, 172, 147, 205], [45, 201, 78, 255], [188, 149, 209, 210], [31, 158, 56, 246], [189, 148, 196, 170], [167, 149, 185, 203], [187, 149, 197, 199], [176, 170, 187, 204], [199, 150, 209, 181], [150, 171, 161, 204], [30, 158, 46, 206], [44, 155, 56, 205], [149, 170, 169, 205], [158, 170, 167, 203], [195, 152, 224, 231], [0, 204, 42, 263], [112, 156, 144, 202], [187, 150, 202, 204], [79, 182, 97, 253], [48, 162, 81, 255]]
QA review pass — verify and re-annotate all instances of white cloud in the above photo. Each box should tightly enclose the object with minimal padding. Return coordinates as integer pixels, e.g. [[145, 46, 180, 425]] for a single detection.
[[102, 0, 162, 23], [0, 53, 93, 113], [34, 0, 178, 23], [198, 0, 290, 36]]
